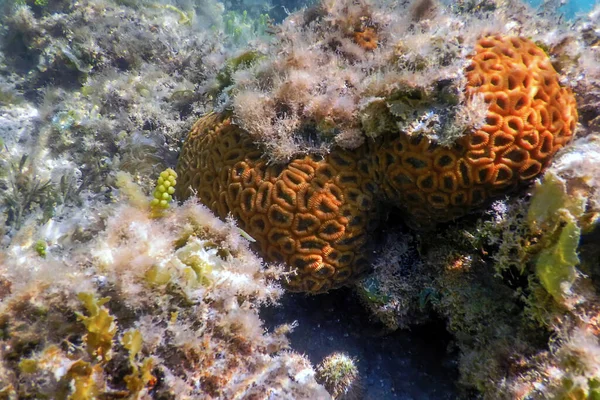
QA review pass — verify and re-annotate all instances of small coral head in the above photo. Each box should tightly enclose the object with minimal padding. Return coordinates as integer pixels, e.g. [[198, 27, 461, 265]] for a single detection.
[[353, 27, 378, 51], [378, 35, 578, 227], [316, 352, 361, 399]]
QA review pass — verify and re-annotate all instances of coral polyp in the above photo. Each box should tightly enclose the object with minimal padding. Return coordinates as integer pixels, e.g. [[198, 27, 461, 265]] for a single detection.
[[175, 34, 577, 293], [353, 27, 378, 51]]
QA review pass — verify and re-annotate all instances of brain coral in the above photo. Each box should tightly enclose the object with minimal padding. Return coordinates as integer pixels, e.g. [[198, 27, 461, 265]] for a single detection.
[[175, 36, 578, 293], [375, 35, 578, 227], [175, 113, 381, 293]]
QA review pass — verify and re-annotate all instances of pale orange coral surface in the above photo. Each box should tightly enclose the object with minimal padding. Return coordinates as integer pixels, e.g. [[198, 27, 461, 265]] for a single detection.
[[175, 36, 578, 293]]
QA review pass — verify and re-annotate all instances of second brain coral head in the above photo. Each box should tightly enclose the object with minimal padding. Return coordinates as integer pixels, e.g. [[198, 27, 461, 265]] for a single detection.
[[175, 36, 577, 293], [376, 35, 578, 227]]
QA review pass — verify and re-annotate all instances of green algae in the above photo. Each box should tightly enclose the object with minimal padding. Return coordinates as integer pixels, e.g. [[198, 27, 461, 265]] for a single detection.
[[528, 172, 585, 302]]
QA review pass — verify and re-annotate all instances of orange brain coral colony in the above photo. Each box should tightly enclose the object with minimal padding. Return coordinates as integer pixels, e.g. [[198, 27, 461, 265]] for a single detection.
[[376, 35, 578, 227], [175, 113, 381, 293], [175, 36, 577, 293]]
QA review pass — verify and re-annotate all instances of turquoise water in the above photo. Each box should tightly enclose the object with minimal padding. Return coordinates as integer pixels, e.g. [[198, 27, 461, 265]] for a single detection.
[[527, 0, 598, 18]]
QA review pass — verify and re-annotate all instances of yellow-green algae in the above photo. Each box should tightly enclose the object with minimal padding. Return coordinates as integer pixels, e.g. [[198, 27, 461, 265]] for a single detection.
[[528, 172, 585, 302]]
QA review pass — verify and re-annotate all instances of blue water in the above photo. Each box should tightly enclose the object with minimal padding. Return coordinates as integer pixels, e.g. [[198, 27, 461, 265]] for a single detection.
[[527, 0, 598, 18]]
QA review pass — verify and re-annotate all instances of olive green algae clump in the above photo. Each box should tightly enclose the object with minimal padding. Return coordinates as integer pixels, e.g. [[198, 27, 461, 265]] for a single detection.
[[528, 172, 584, 303], [528, 134, 600, 305]]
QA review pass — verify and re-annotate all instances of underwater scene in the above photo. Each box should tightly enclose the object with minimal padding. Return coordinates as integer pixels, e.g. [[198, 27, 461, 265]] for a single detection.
[[0, 0, 599, 398]]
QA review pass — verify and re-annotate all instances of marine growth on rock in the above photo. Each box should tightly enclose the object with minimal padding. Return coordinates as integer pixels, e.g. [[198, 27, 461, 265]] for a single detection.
[[175, 35, 578, 293]]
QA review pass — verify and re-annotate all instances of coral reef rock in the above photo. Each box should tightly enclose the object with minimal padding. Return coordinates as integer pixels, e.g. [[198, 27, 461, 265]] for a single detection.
[[175, 34, 577, 293]]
